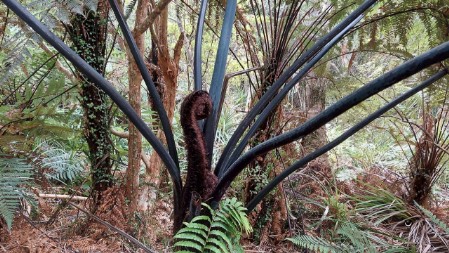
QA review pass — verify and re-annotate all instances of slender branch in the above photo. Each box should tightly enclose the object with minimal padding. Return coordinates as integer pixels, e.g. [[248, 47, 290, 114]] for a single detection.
[[134, 0, 172, 36], [111, 128, 129, 138], [39, 42, 77, 83], [38, 193, 87, 201], [110, 128, 158, 169]]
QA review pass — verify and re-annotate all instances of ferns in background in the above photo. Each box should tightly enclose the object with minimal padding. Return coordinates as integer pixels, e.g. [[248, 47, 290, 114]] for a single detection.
[[33, 140, 85, 183], [288, 234, 343, 253], [174, 198, 252, 253], [288, 222, 409, 253], [0, 155, 32, 229]]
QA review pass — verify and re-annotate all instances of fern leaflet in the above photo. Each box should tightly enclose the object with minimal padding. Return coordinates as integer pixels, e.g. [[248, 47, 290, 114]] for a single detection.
[[174, 198, 252, 253], [0, 155, 32, 229]]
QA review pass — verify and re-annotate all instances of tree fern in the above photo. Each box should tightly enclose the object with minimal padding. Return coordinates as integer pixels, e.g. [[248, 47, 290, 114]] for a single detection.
[[0, 155, 32, 229], [174, 198, 252, 253]]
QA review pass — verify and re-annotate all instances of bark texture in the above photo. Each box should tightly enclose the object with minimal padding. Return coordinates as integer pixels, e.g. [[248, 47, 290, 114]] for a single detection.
[[125, 0, 147, 214], [68, 0, 113, 196]]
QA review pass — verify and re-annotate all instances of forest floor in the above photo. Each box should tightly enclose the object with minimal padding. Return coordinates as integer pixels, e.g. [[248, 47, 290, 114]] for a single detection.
[[0, 185, 292, 253], [1, 165, 448, 252]]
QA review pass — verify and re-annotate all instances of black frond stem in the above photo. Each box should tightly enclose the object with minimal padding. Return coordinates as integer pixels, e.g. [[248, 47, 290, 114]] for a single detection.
[[194, 0, 208, 91], [2, 0, 182, 210], [212, 41, 449, 203], [108, 0, 180, 170], [221, 15, 363, 176], [247, 69, 448, 211], [203, 0, 237, 163], [214, 0, 377, 176]]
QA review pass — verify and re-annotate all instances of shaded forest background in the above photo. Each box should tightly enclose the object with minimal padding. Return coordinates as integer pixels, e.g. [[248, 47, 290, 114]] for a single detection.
[[0, 0, 449, 252]]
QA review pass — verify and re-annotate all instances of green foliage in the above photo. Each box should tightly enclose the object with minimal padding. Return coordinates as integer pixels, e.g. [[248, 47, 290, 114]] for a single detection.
[[415, 203, 449, 235], [354, 187, 412, 225], [287, 234, 343, 253], [33, 140, 85, 183], [288, 222, 410, 253], [0, 155, 32, 229], [174, 198, 252, 253]]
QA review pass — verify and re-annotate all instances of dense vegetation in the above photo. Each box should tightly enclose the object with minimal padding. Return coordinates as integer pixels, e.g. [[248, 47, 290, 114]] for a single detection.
[[0, 0, 448, 252]]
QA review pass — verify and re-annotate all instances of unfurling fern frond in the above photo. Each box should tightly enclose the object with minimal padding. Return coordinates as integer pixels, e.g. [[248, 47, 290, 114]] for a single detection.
[[416, 203, 449, 234], [0, 155, 32, 229], [174, 198, 252, 253]]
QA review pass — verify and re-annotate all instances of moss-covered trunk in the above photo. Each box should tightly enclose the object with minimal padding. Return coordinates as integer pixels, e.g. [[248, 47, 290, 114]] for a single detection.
[[68, 0, 112, 196]]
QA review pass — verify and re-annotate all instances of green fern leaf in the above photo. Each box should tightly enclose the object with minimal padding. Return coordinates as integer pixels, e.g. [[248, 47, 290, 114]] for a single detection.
[[176, 227, 208, 239], [287, 235, 342, 253], [203, 244, 222, 253], [174, 232, 206, 246], [416, 203, 449, 234], [0, 155, 32, 229], [174, 240, 204, 252], [207, 237, 229, 252], [174, 198, 251, 253]]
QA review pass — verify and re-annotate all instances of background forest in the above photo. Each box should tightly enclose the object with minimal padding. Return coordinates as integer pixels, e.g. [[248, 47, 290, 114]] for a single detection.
[[0, 0, 449, 252]]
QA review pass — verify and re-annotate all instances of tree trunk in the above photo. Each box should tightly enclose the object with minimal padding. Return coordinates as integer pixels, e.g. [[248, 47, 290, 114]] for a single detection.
[[138, 5, 183, 211], [125, 0, 147, 214], [68, 0, 112, 199]]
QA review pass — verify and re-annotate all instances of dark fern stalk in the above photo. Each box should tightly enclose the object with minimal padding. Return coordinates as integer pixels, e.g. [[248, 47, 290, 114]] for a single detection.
[[203, 0, 237, 163], [247, 69, 448, 211], [214, 0, 378, 176], [108, 0, 179, 171], [193, 0, 208, 91], [221, 14, 364, 176]]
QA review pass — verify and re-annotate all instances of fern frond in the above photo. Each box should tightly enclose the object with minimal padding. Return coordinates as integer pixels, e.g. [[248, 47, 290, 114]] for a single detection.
[[174, 198, 251, 253], [124, 0, 138, 19], [287, 234, 344, 253], [415, 203, 449, 234], [0, 155, 32, 229], [33, 140, 85, 182]]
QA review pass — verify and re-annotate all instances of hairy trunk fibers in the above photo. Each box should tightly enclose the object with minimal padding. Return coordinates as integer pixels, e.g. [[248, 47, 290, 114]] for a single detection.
[[68, 0, 112, 199], [291, 78, 331, 231], [245, 71, 289, 243], [408, 113, 435, 209]]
